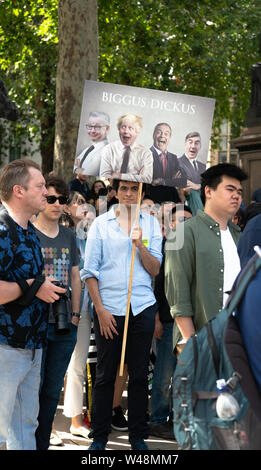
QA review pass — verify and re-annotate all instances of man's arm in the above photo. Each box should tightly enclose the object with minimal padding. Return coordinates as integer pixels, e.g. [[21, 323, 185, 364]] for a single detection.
[[99, 145, 113, 178], [187, 180, 201, 190], [132, 225, 160, 277], [0, 277, 66, 305], [81, 219, 118, 339], [164, 155, 187, 188], [154, 311, 163, 339], [120, 148, 153, 184], [175, 317, 195, 341], [0, 281, 25, 304], [85, 277, 118, 340], [70, 265, 82, 325], [165, 223, 195, 342]]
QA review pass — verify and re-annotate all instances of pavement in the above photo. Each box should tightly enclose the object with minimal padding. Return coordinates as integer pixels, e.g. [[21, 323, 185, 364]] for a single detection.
[[49, 403, 179, 452], [1, 390, 179, 452]]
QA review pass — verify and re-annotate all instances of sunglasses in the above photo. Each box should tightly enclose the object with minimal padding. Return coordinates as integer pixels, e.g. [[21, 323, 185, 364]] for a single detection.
[[46, 195, 68, 205]]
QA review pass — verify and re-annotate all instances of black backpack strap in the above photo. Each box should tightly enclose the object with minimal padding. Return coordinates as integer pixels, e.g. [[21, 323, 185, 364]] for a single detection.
[[205, 253, 261, 379], [0, 209, 20, 280], [206, 322, 220, 377], [224, 252, 261, 421], [0, 209, 19, 249], [225, 253, 261, 315], [192, 334, 198, 376]]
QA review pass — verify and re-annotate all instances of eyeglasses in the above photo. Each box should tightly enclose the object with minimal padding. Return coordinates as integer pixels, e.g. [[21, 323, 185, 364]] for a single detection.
[[46, 195, 68, 205], [85, 125, 106, 131]]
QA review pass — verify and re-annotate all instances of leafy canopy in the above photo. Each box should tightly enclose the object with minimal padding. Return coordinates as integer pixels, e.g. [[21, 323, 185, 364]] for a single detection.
[[99, 0, 261, 138]]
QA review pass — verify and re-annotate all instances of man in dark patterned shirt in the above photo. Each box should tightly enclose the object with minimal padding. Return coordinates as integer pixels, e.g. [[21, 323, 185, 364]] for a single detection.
[[0, 159, 66, 450]]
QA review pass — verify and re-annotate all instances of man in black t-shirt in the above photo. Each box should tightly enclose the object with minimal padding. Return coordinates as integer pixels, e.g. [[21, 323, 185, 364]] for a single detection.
[[69, 173, 91, 202], [251, 187, 261, 203], [33, 175, 81, 450]]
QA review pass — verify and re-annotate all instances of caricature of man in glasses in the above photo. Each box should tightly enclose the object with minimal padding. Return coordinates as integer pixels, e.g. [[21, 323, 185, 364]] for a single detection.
[[74, 112, 110, 176]]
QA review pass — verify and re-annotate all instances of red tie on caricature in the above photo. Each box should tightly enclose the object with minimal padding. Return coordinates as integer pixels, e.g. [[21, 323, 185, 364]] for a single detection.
[[160, 152, 167, 176]]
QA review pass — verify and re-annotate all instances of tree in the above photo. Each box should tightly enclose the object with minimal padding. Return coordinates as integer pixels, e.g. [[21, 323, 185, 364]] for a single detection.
[[1, 0, 261, 174], [98, 0, 261, 140], [0, 0, 98, 178], [54, 0, 98, 181], [0, 0, 58, 174]]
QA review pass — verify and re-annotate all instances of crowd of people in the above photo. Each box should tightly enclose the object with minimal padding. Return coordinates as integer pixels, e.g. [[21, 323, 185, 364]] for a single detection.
[[1, 157, 261, 451]]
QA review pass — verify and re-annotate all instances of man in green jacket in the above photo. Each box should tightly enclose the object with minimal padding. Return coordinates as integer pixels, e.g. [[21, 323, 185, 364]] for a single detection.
[[165, 163, 247, 354]]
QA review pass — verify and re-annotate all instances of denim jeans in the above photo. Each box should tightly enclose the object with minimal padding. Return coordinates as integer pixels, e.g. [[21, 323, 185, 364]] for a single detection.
[[92, 303, 157, 446], [0, 343, 42, 450], [35, 323, 77, 449], [150, 322, 177, 424]]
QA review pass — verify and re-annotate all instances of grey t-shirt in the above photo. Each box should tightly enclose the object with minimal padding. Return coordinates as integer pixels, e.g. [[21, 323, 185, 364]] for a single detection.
[[35, 224, 79, 323]]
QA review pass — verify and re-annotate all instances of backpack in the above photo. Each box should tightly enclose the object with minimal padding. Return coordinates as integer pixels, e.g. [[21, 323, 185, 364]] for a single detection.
[[172, 252, 261, 450]]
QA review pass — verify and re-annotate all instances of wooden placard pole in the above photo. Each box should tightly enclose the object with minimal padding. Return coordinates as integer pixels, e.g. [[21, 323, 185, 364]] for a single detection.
[[119, 182, 143, 376]]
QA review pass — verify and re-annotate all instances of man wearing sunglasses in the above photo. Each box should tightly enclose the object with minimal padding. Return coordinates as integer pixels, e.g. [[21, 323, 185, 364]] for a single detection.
[[33, 175, 82, 450], [74, 111, 110, 176]]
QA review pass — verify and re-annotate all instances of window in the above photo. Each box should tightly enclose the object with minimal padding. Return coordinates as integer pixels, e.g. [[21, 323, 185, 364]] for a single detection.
[[9, 133, 21, 161], [210, 120, 239, 167]]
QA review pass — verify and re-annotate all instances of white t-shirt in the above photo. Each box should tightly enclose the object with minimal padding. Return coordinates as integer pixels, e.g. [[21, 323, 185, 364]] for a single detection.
[[221, 228, 241, 307]]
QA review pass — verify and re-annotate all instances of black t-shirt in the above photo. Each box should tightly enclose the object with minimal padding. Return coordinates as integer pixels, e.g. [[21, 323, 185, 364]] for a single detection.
[[154, 238, 173, 323], [35, 224, 79, 323], [68, 178, 91, 202], [145, 184, 181, 204], [251, 188, 261, 203]]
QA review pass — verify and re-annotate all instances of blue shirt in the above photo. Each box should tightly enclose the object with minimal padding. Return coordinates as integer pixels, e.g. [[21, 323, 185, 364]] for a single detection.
[[81, 207, 162, 316], [0, 220, 48, 349], [237, 213, 261, 268], [236, 266, 261, 393]]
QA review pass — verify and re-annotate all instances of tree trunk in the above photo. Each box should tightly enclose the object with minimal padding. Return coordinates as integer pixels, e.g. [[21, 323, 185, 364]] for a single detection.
[[40, 116, 55, 176], [34, 87, 55, 177], [54, 0, 98, 182]]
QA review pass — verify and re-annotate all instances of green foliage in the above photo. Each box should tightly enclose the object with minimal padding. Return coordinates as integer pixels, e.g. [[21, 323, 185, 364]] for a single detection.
[[0, 0, 58, 166], [98, 0, 261, 142]]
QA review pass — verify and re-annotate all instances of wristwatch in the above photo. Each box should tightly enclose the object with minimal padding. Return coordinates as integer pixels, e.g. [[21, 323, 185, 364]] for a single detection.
[[72, 312, 81, 319]]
